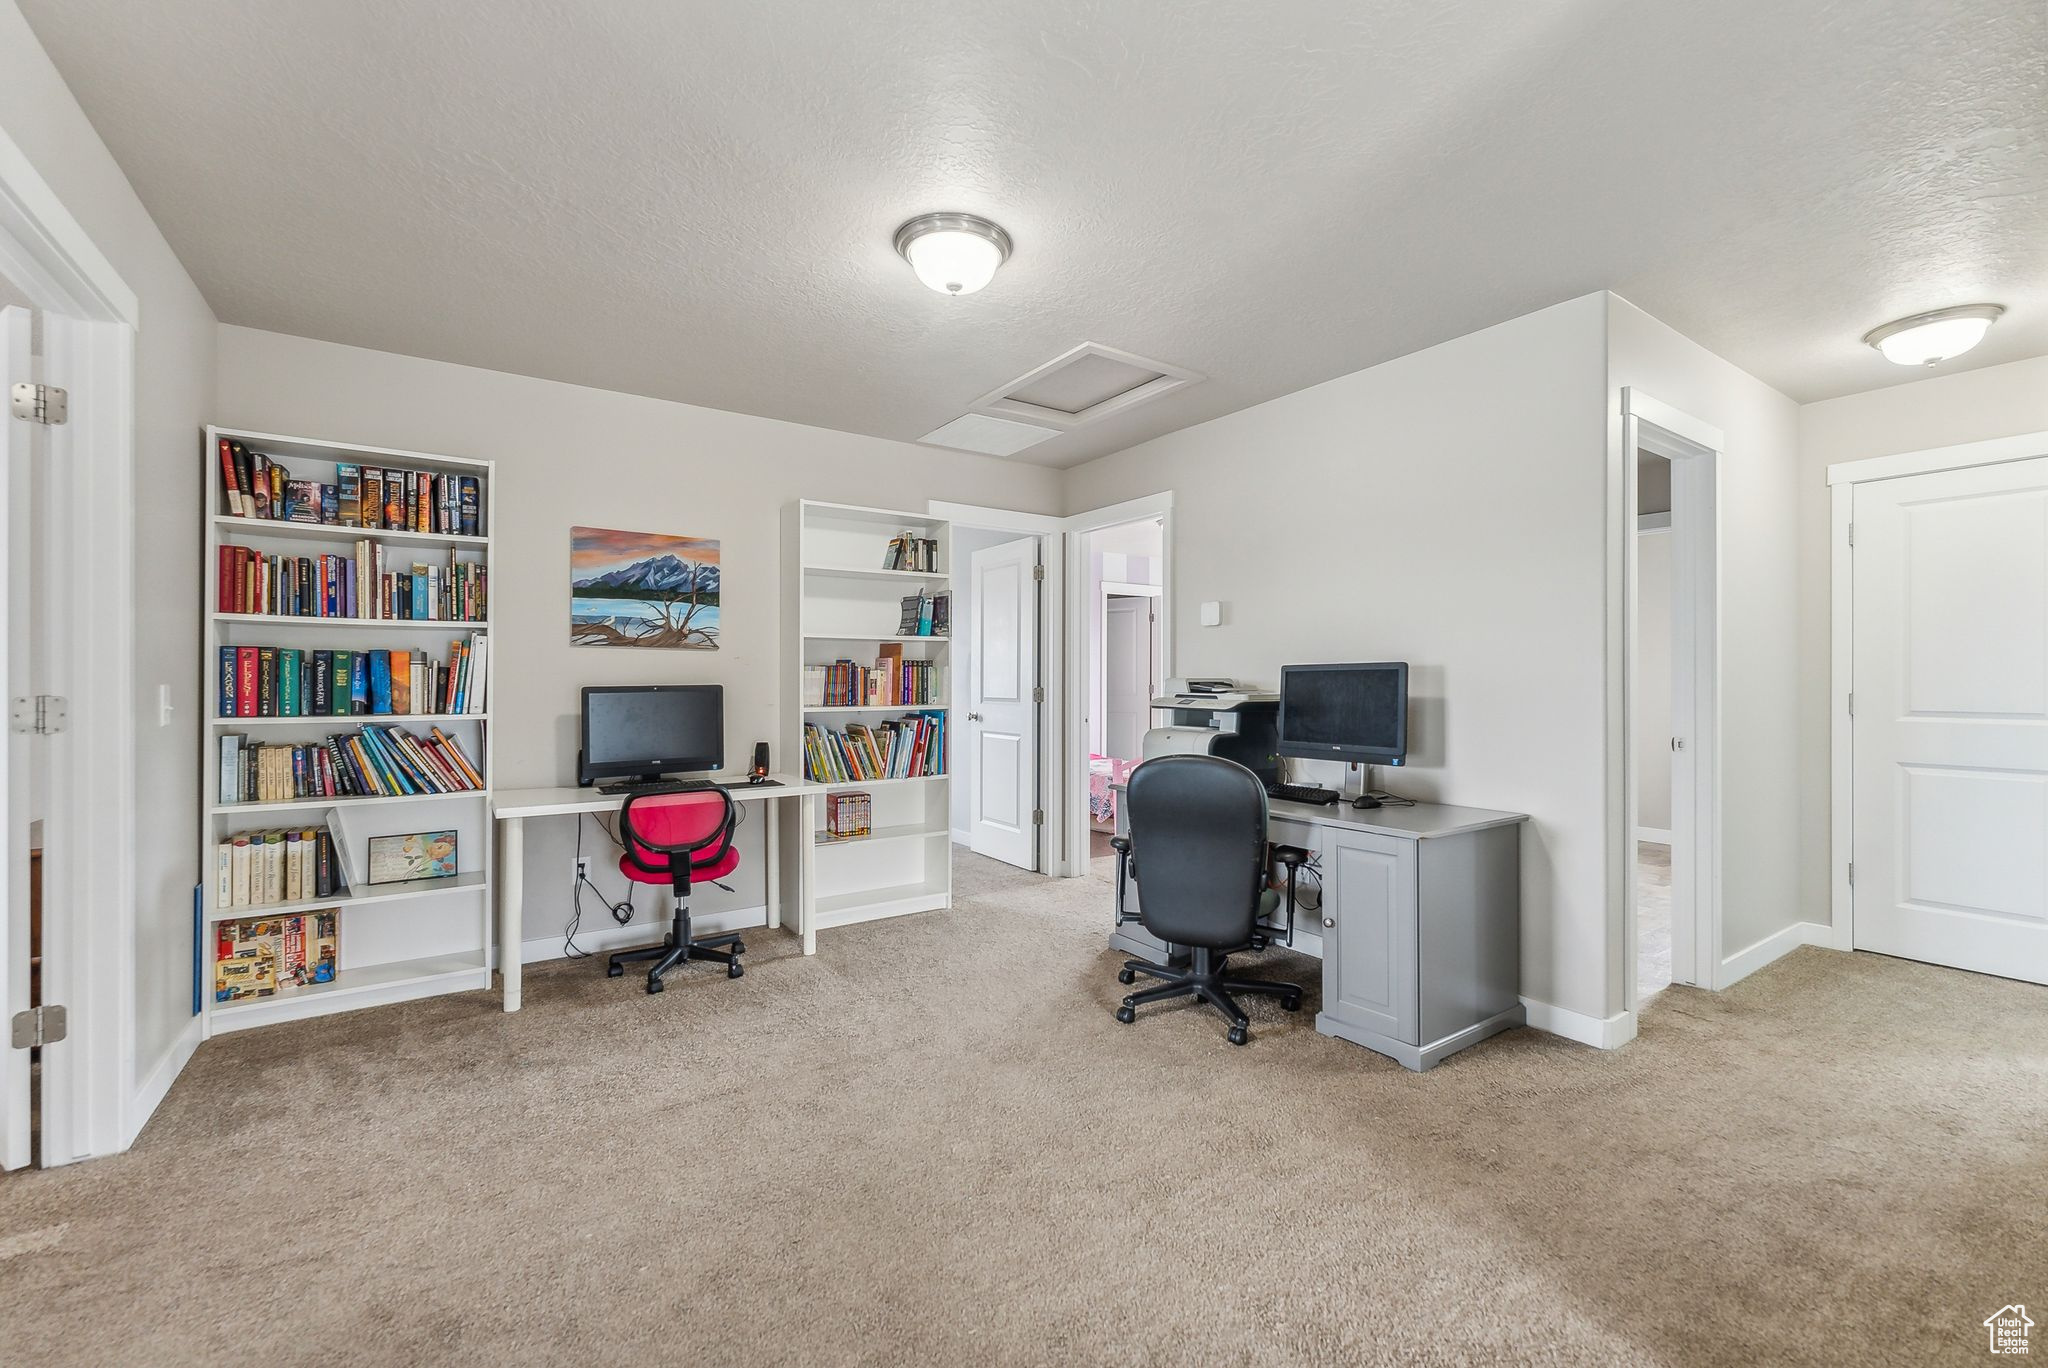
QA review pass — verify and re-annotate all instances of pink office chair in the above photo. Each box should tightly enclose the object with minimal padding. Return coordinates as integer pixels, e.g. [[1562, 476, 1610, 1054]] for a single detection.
[[607, 788, 746, 993]]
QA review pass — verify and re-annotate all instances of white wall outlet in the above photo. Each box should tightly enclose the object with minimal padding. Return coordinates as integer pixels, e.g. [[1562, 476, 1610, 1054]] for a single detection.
[[1200, 600, 1223, 627], [575, 855, 592, 881]]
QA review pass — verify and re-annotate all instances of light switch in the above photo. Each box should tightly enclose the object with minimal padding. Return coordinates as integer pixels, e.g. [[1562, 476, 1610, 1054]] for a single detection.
[[1200, 601, 1223, 627]]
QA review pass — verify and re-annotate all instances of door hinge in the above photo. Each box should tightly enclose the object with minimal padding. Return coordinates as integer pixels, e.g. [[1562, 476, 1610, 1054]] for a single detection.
[[10, 695, 65, 735], [11, 1004, 66, 1049], [1032, 685, 1045, 704], [9, 382, 67, 425], [1032, 809, 1044, 826], [1847, 692, 1854, 718], [1032, 563, 1044, 581], [1847, 861, 1855, 887], [1847, 522, 1854, 547]]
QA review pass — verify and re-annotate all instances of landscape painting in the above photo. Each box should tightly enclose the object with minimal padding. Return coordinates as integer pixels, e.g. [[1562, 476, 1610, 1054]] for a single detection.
[[570, 526, 721, 649]]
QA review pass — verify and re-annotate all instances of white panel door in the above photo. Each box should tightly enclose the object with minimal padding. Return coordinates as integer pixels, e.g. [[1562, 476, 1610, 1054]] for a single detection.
[[1852, 456, 2048, 984], [1102, 595, 1155, 761], [2, 308, 29, 1168], [969, 537, 1038, 869]]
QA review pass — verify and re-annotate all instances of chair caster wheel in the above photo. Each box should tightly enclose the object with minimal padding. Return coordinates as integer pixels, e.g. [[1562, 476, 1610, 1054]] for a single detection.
[[727, 962, 744, 979], [1228, 1026, 1249, 1046], [1282, 994, 1302, 1012], [730, 940, 746, 955], [646, 977, 665, 995], [1114, 1006, 1136, 1024], [1117, 968, 1137, 985], [606, 963, 623, 978]]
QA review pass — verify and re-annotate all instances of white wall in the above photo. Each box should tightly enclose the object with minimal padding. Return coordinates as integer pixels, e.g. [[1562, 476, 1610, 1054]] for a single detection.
[[1, 0, 219, 1112], [1635, 526, 1672, 835], [1065, 294, 1613, 1021], [214, 327, 1063, 945], [1794, 355, 2048, 928], [946, 523, 1024, 842], [1606, 295, 1802, 980]]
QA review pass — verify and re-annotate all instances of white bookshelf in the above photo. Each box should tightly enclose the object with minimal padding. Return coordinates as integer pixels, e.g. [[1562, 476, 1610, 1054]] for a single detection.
[[783, 500, 953, 935], [201, 426, 495, 1036]]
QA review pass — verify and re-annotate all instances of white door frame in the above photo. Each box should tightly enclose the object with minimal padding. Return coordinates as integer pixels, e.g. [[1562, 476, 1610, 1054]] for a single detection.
[[1826, 430, 2048, 951], [1619, 389, 1722, 1014], [1064, 493, 1174, 879], [0, 125, 147, 1164], [927, 502, 1063, 875]]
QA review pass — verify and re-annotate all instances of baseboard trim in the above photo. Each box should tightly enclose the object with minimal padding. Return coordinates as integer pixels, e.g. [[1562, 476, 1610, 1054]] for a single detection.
[[1635, 826, 1672, 846], [123, 1014, 203, 1152], [522, 903, 768, 965], [1520, 997, 1637, 1050], [1718, 919, 1834, 988], [951, 828, 972, 847]]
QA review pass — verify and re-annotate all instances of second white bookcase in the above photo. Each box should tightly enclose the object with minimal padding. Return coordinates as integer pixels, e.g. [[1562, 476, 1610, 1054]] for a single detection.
[[782, 500, 953, 932]]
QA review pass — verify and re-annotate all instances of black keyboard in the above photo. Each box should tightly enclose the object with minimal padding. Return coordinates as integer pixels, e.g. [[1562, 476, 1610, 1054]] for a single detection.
[[598, 778, 716, 797], [1268, 783, 1340, 806]]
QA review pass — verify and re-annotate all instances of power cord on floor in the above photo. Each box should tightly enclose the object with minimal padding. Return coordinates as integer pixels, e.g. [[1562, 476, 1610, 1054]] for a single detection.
[[564, 815, 635, 959]]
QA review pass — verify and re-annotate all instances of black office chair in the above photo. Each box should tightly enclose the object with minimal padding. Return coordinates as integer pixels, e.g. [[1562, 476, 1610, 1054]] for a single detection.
[[1110, 754, 1304, 1045]]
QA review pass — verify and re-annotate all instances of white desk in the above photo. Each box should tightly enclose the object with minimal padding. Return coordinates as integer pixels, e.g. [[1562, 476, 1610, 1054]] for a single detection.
[[492, 774, 829, 1010]]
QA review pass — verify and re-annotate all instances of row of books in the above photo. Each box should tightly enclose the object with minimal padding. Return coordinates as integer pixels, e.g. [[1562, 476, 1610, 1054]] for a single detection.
[[803, 713, 946, 784], [896, 591, 952, 638], [822, 792, 873, 841], [883, 533, 941, 572], [216, 637, 487, 718], [218, 543, 487, 622], [804, 656, 943, 708], [218, 438, 482, 537], [216, 826, 346, 909], [215, 911, 338, 1002], [219, 725, 484, 804]]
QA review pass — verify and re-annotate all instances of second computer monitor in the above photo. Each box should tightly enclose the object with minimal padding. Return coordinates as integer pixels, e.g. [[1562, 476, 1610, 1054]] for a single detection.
[[579, 684, 724, 786], [1276, 663, 1408, 766]]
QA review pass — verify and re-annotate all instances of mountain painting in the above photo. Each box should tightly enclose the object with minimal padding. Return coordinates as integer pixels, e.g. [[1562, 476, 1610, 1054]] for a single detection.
[[570, 526, 721, 649]]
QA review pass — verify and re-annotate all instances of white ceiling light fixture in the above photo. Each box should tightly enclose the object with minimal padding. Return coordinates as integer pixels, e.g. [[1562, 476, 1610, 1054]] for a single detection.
[[893, 213, 1012, 296], [1862, 304, 2004, 367]]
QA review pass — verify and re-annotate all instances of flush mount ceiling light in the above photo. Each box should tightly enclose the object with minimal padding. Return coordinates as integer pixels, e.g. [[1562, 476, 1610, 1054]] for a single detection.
[[1862, 304, 2004, 367], [893, 213, 1012, 295]]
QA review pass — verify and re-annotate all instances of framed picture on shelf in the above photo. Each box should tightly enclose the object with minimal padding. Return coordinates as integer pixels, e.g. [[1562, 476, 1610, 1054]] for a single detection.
[[366, 830, 458, 885]]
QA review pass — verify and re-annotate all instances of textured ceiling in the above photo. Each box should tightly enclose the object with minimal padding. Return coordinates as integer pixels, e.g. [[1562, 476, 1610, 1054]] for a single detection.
[[21, 0, 2046, 468]]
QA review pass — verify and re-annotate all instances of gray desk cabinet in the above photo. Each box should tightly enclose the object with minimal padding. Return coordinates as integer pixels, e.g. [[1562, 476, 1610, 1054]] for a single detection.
[[1311, 810, 1526, 1071]]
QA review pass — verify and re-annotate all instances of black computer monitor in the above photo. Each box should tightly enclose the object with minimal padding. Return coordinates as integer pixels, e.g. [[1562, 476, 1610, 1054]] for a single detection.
[[578, 685, 724, 786], [1276, 663, 1408, 766]]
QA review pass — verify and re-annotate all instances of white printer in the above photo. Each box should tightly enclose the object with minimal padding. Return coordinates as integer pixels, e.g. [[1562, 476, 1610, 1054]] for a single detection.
[[1140, 678, 1282, 787]]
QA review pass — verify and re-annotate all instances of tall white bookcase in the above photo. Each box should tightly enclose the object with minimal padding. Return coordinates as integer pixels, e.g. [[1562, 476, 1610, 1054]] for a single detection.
[[200, 427, 495, 1035], [782, 500, 953, 933]]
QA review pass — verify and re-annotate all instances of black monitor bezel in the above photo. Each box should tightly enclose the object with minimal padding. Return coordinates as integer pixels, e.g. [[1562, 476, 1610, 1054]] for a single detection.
[[578, 684, 725, 785], [1274, 662, 1409, 765]]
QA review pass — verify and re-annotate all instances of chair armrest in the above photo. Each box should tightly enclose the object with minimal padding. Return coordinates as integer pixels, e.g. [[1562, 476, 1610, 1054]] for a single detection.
[[1109, 835, 1132, 855]]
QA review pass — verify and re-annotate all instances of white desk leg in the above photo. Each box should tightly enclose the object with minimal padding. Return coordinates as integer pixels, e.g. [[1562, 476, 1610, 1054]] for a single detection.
[[766, 796, 781, 931], [801, 792, 819, 956], [499, 814, 523, 1012]]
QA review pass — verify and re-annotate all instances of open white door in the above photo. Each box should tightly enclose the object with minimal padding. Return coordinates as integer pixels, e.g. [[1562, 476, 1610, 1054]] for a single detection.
[[968, 536, 1039, 869], [2, 306, 31, 1168], [1102, 595, 1156, 760], [1851, 455, 2048, 984]]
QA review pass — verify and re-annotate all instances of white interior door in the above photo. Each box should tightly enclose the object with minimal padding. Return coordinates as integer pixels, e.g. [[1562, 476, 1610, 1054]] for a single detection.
[[2, 307, 31, 1168], [1103, 596, 1155, 761], [968, 537, 1039, 869], [1852, 455, 2048, 984]]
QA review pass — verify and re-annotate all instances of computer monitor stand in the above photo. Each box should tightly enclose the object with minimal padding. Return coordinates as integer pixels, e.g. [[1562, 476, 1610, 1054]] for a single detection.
[[1351, 764, 1382, 809]]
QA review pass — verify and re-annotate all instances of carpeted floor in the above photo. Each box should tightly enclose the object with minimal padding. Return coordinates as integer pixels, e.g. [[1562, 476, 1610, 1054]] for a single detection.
[[3, 853, 2044, 1367]]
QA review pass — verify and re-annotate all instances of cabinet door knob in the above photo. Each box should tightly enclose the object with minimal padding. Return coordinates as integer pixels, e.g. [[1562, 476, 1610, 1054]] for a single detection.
[[1322, 916, 1336, 928]]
